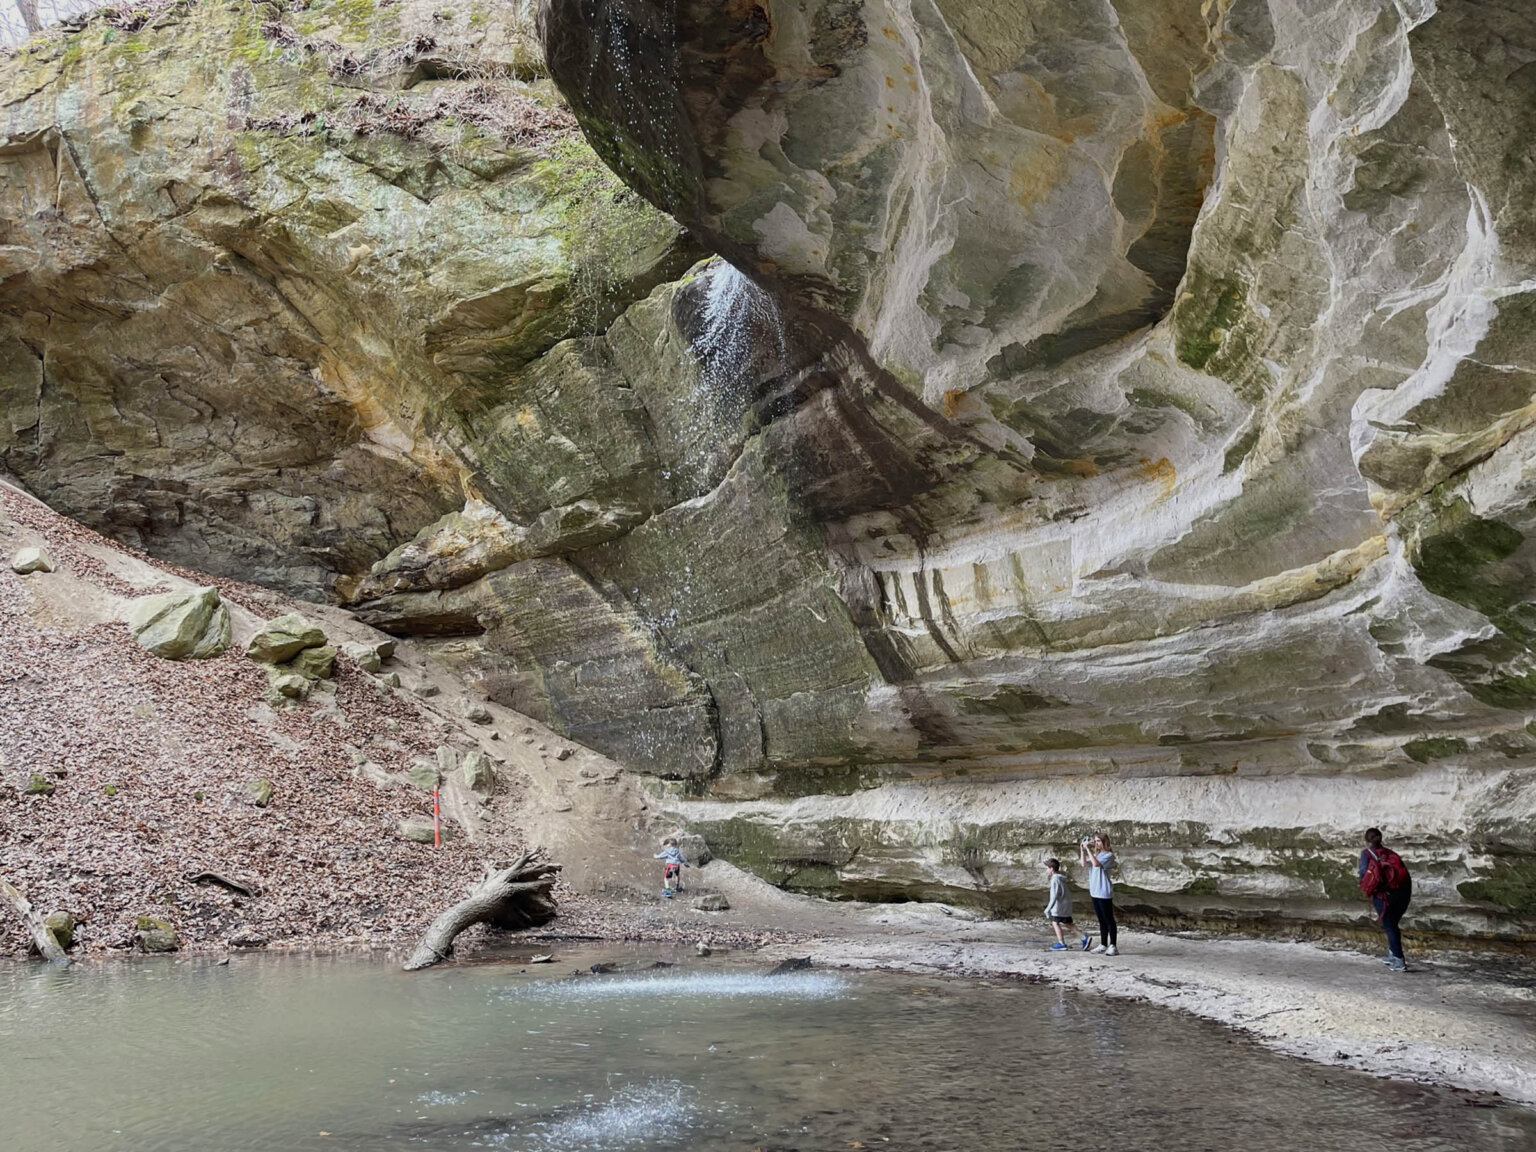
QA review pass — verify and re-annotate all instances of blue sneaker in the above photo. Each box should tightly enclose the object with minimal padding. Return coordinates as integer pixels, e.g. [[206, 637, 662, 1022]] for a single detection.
[[1049, 942, 1068, 951], [1080, 935, 1092, 951], [662, 889, 673, 897]]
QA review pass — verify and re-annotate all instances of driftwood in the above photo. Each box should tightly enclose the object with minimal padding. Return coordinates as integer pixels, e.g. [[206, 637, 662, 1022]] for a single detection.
[[404, 850, 560, 971], [0, 873, 70, 966], [185, 870, 259, 898]]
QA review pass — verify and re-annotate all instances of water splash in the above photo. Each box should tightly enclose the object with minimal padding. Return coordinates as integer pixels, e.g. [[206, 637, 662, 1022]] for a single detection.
[[496, 970, 849, 1004], [485, 1081, 698, 1151], [418, 1089, 477, 1106], [690, 261, 788, 397]]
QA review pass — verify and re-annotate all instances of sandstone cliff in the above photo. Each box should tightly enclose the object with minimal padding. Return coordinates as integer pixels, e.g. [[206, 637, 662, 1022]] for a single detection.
[[3, 0, 1533, 937]]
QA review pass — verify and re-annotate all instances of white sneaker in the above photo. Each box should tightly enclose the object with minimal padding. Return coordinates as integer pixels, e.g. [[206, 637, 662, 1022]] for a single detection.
[[1105, 945, 1119, 956], [1093, 944, 1108, 954]]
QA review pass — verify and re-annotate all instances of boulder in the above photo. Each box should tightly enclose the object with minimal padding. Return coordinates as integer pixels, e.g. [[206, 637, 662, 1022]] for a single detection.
[[341, 641, 382, 672], [245, 613, 327, 664], [352, 761, 397, 789], [407, 759, 441, 789], [10, 546, 55, 574], [125, 586, 231, 660], [268, 671, 311, 700], [413, 683, 441, 698], [227, 929, 268, 949], [768, 957, 812, 976], [244, 779, 274, 808], [289, 644, 337, 680], [43, 911, 75, 950], [24, 774, 55, 796], [465, 701, 492, 723], [436, 745, 459, 776], [674, 832, 713, 867], [134, 916, 178, 952], [397, 816, 455, 843], [378, 672, 402, 688], [461, 750, 496, 792], [691, 893, 729, 912]]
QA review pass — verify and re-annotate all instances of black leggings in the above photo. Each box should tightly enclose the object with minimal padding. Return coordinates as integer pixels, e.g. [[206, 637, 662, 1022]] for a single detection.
[[1091, 897, 1117, 947]]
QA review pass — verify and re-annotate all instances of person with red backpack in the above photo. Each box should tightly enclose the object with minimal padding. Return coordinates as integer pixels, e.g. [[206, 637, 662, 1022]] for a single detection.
[[1358, 827, 1412, 971]]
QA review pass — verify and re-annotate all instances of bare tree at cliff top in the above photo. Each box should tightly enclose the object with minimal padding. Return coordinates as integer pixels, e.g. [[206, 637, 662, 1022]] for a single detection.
[[1, 0, 93, 45]]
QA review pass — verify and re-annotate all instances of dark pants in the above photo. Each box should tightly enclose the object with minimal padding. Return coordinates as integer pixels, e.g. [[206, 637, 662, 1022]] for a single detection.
[[1091, 897, 1117, 947], [1373, 882, 1412, 959]]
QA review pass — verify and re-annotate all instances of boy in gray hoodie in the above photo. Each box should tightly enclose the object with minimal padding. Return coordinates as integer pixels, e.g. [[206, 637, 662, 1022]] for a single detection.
[[1044, 858, 1091, 951]]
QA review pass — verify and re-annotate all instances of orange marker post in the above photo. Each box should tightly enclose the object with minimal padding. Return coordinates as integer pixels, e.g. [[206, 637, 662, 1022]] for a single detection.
[[432, 786, 441, 848]]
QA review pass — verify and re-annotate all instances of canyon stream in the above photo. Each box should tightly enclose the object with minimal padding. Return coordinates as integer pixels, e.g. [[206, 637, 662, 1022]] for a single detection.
[[1, 946, 1531, 1152]]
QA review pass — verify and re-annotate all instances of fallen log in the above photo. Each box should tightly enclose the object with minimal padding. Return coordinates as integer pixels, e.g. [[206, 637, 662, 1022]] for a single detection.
[[0, 873, 70, 966], [185, 870, 259, 898], [404, 850, 560, 971]]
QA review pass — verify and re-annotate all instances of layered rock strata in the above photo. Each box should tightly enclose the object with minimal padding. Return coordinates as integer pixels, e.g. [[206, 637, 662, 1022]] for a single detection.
[[533, 0, 1536, 937], [2, 0, 1534, 936]]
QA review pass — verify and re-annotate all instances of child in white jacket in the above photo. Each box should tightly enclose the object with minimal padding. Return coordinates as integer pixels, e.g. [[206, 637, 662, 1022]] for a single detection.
[[1044, 858, 1091, 951], [655, 836, 688, 896]]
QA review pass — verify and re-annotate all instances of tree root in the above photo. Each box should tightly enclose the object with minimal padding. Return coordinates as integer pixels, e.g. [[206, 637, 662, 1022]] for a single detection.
[[404, 850, 560, 971]]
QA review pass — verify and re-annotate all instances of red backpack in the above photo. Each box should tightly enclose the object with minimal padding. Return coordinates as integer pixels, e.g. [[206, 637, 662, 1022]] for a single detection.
[[1360, 846, 1409, 898]]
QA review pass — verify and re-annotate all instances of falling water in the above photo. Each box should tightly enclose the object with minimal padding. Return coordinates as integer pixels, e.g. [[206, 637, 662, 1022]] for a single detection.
[[691, 261, 789, 394], [679, 259, 789, 454]]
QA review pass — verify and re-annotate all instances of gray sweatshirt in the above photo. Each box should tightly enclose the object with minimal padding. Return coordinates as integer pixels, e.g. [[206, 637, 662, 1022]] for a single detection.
[[1045, 872, 1072, 918]]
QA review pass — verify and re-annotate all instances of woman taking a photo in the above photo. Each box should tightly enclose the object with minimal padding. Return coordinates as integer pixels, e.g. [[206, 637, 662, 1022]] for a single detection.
[[1080, 832, 1118, 955]]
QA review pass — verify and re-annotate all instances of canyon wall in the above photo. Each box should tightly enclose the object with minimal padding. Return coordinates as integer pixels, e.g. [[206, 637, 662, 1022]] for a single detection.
[[3, 0, 1534, 936]]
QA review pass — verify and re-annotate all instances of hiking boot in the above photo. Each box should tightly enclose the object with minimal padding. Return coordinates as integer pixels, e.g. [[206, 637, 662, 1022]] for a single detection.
[[1080, 935, 1092, 951], [1105, 945, 1119, 956], [1387, 955, 1406, 972], [1049, 942, 1068, 951]]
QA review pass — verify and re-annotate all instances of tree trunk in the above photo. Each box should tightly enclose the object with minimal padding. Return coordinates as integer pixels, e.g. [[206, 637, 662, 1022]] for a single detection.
[[0, 874, 70, 966], [404, 851, 559, 970], [17, 0, 42, 35]]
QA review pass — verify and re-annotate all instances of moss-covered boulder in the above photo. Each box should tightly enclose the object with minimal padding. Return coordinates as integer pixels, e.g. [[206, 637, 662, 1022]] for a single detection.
[[133, 916, 177, 953], [125, 587, 231, 660], [267, 670, 312, 701], [288, 645, 337, 681], [246, 615, 328, 665], [43, 911, 75, 951]]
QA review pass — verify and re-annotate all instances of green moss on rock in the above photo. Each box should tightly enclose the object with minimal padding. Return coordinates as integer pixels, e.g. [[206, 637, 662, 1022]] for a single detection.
[[1403, 736, 1469, 763], [1458, 857, 1536, 915]]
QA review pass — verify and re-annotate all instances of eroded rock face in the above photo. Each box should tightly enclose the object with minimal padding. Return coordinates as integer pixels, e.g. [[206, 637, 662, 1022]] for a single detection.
[[534, 0, 1536, 935], [4, 1, 1536, 936], [0, 0, 692, 598]]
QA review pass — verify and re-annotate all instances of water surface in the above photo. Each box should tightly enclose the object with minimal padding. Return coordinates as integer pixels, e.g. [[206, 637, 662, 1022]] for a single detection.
[[0, 946, 1529, 1151]]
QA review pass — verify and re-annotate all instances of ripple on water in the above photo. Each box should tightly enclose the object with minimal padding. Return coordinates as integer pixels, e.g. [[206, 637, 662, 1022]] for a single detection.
[[483, 1082, 698, 1151], [495, 970, 849, 1004], [417, 1089, 477, 1106]]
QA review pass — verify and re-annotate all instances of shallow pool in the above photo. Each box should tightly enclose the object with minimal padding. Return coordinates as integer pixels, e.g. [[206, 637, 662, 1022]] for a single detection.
[[0, 945, 1530, 1151]]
